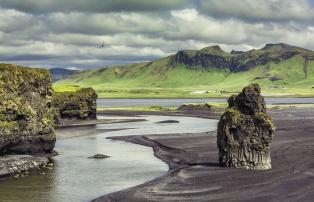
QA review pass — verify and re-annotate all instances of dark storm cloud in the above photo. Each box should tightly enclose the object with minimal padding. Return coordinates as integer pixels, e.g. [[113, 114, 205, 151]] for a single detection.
[[0, 0, 189, 13], [199, 0, 314, 22]]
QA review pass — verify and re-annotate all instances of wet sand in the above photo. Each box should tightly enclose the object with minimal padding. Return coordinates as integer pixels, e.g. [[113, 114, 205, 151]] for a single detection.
[[56, 118, 145, 139], [93, 108, 314, 202]]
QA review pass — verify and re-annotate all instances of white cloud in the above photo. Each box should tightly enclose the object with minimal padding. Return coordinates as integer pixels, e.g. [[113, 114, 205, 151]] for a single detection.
[[0, 1, 314, 69], [171, 8, 198, 21]]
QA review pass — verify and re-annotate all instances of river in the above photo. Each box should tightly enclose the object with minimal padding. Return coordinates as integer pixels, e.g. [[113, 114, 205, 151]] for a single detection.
[[0, 115, 218, 202], [97, 98, 314, 108]]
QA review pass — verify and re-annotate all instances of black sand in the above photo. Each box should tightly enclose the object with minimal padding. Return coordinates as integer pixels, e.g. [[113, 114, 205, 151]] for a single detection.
[[94, 108, 314, 202]]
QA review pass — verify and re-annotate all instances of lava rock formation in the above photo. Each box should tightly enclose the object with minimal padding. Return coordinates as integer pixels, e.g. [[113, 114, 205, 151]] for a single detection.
[[217, 83, 275, 170], [53, 88, 97, 121], [0, 64, 56, 154]]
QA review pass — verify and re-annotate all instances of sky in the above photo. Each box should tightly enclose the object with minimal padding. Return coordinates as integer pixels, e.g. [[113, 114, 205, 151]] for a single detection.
[[1, 0, 314, 70]]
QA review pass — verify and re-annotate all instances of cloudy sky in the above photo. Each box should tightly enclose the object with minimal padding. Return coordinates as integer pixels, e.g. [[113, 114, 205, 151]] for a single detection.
[[1, 0, 314, 70]]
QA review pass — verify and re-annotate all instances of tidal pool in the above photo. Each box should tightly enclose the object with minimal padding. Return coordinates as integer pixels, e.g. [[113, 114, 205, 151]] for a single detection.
[[0, 115, 218, 202]]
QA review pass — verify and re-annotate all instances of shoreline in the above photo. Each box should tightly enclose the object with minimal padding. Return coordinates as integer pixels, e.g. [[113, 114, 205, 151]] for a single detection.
[[56, 117, 146, 139], [0, 117, 147, 178], [93, 108, 314, 202], [95, 95, 314, 99]]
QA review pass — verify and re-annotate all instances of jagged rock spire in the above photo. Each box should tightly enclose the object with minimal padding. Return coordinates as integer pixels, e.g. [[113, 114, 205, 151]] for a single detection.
[[217, 83, 275, 170]]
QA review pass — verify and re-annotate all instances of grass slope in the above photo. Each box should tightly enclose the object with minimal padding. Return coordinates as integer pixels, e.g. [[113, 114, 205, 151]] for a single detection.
[[54, 54, 314, 98]]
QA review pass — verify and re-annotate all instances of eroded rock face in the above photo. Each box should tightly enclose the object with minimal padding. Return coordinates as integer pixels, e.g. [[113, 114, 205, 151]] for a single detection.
[[53, 88, 97, 121], [0, 64, 56, 154], [217, 83, 275, 170], [170, 43, 305, 72]]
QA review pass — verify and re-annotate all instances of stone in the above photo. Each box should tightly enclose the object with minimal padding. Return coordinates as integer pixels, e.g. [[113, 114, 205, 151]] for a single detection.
[[53, 88, 97, 121], [0, 64, 56, 155], [0, 155, 50, 177], [177, 103, 212, 112], [88, 154, 110, 159], [217, 83, 275, 170], [156, 120, 179, 124]]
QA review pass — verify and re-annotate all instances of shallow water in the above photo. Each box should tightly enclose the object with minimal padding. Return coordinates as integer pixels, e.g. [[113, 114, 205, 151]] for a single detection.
[[0, 115, 218, 202], [97, 98, 314, 107]]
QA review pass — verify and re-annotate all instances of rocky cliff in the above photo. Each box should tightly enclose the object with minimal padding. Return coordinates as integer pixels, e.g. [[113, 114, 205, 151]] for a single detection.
[[217, 83, 275, 170], [0, 64, 56, 155], [170, 43, 311, 72], [53, 88, 97, 121]]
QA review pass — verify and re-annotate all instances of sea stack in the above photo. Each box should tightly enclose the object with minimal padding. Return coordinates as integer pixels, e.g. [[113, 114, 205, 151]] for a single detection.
[[217, 83, 275, 170], [53, 87, 97, 121], [0, 64, 56, 154]]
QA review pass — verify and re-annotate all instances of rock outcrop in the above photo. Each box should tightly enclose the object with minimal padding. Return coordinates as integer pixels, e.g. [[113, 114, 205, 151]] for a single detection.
[[0, 64, 56, 154], [170, 43, 310, 72], [88, 154, 110, 159], [217, 83, 275, 170], [0, 155, 50, 177], [177, 103, 213, 112], [53, 88, 97, 121]]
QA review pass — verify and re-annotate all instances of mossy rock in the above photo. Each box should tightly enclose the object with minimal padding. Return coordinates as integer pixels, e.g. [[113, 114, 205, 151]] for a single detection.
[[0, 64, 56, 154], [217, 84, 275, 170], [53, 87, 97, 121]]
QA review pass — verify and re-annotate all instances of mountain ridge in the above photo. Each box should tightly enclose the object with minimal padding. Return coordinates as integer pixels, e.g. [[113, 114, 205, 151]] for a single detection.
[[170, 43, 313, 72], [49, 68, 80, 82], [54, 43, 314, 98]]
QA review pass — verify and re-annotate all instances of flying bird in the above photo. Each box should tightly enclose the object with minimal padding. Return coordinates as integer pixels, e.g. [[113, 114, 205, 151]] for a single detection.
[[98, 42, 105, 48]]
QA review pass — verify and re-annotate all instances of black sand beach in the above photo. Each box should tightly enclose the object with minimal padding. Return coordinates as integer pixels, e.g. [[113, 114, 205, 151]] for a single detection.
[[94, 108, 314, 202]]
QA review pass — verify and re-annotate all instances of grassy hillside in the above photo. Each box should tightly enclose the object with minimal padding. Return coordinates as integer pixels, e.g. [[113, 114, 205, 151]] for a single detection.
[[54, 44, 314, 98]]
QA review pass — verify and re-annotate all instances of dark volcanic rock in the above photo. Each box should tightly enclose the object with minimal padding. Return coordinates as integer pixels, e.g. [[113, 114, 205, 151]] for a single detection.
[[156, 120, 179, 124], [53, 88, 97, 121], [231, 50, 244, 54], [227, 83, 266, 115], [217, 83, 275, 170], [170, 43, 310, 72], [177, 103, 212, 112], [88, 154, 110, 159], [170, 46, 231, 70], [0, 64, 56, 155]]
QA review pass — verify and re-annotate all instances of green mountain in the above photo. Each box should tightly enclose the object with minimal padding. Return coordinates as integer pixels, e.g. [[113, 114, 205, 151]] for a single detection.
[[49, 68, 80, 82], [54, 43, 314, 98]]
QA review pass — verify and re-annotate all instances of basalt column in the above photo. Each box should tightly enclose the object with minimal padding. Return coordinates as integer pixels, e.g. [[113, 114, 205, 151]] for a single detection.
[[217, 83, 275, 170]]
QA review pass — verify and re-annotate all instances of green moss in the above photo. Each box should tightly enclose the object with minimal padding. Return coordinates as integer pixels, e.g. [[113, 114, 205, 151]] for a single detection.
[[0, 121, 17, 128], [53, 87, 97, 119], [255, 112, 276, 130], [0, 63, 51, 94], [225, 107, 240, 115], [0, 63, 55, 154]]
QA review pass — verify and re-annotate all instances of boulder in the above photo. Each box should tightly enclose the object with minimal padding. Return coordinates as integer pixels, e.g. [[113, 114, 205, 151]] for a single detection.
[[217, 83, 275, 170], [0, 64, 56, 154], [177, 103, 212, 112], [53, 88, 97, 121], [88, 154, 110, 159]]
